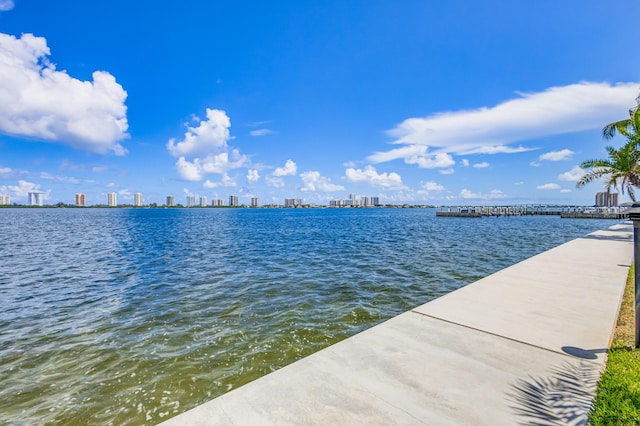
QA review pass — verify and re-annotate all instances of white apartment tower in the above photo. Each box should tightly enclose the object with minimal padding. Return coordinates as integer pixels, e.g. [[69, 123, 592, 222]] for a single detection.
[[134, 192, 143, 207], [0, 195, 10, 205], [28, 192, 44, 206], [186, 195, 196, 207], [166, 195, 175, 207], [251, 197, 259, 207], [107, 192, 117, 207], [199, 196, 207, 207], [229, 195, 238, 207], [75, 193, 86, 207], [595, 192, 619, 207]]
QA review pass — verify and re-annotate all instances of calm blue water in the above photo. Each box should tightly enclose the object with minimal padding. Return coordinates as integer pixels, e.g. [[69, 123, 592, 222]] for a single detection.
[[0, 208, 623, 424]]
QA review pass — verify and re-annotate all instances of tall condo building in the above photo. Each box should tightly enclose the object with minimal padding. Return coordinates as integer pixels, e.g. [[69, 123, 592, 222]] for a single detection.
[[186, 195, 196, 207], [370, 196, 380, 206], [107, 192, 117, 207], [75, 193, 86, 207], [166, 195, 175, 207], [251, 197, 259, 207], [0, 195, 10, 205], [134, 192, 143, 207], [199, 196, 207, 207], [28, 192, 44, 206], [212, 199, 224, 207], [229, 195, 238, 207], [595, 192, 618, 207], [284, 198, 303, 207]]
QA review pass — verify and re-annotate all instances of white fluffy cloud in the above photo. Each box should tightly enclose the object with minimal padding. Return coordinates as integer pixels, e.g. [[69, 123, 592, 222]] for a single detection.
[[167, 109, 231, 157], [0, 0, 14, 11], [175, 150, 249, 181], [344, 165, 405, 189], [299, 171, 345, 192], [371, 81, 638, 166], [539, 149, 574, 161], [247, 169, 260, 184], [0, 166, 12, 177], [168, 109, 249, 182], [558, 166, 586, 182], [0, 179, 43, 199], [203, 173, 237, 188], [422, 181, 445, 191], [0, 33, 129, 154], [273, 159, 297, 177], [537, 183, 561, 190], [460, 189, 507, 200], [473, 162, 490, 168]]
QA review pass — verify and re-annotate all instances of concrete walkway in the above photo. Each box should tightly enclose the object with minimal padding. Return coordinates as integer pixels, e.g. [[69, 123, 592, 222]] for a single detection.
[[161, 223, 633, 425]]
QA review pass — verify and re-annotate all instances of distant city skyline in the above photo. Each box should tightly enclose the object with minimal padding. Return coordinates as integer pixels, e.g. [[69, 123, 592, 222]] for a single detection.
[[0, 2, 639, 206]]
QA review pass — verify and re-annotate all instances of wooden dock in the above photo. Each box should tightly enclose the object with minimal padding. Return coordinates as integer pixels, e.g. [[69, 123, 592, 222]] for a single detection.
[[436, 205, 629, 219]]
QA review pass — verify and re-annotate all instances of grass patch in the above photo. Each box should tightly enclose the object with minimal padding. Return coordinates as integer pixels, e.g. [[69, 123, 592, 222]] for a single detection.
[[590, 264, 640, 425]]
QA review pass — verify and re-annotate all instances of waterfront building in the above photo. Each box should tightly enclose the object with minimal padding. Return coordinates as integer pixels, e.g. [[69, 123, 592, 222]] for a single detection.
[[107, 192, 117, 207], [200, 196, 207, 207], [251, 197, 259, 207], [343, 198, 354, 206], [229, 195, 238, 207], [134, 192, 143, 207], [211, 199, 224, 207], [371, 196, 380, 206], [284, 198, 303, 207], [186, 195, 196, 207], [75, 193, 86, 207], [166, 195, 175, 207], [362, 196, 371, 207], [595, 192, 618, 207], [28, 191, 44, 206], [0, 195, 10, 205]]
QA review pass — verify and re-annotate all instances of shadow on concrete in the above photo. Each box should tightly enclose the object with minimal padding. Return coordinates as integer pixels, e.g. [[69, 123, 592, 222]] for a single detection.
[[508, 361, 599, 426], [561, 346, 607, 360], [579, 233, 632, 242]]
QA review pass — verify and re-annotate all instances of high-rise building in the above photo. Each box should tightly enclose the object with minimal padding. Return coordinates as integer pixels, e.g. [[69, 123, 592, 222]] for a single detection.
[[251, 197, 259, 207], [166, 195, 175, 207], [199, 196, 207, 207], [595, 192, 618, 207], [212, 199, 224, 207], [229, 195, 238, 207], [107, 192, 117, 207], [186, 195, 196, 207], [0, 195, 10, 205], [134, 192, 143, 207], [75, 193, 86, 207], [284, 198, 302, 207], [28, 192, 44, 206], [370, 196, 380, 206]]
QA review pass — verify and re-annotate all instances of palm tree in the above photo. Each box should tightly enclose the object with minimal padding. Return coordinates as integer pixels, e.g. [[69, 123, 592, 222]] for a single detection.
[[577, 140, 640, 202], [602, 96, 640, 142]]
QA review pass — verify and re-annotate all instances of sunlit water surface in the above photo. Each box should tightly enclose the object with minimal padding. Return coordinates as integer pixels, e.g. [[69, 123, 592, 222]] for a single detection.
[[0, 208, 623, 425]]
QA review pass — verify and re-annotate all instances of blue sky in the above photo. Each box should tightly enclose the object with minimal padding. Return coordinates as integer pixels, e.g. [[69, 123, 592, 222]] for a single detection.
[[0, 0, 639, 206]]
